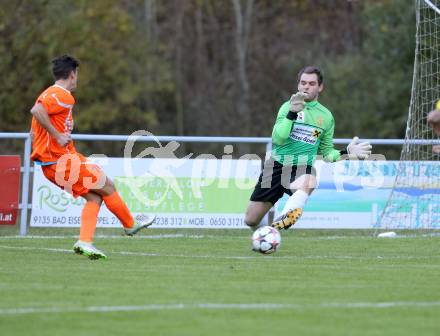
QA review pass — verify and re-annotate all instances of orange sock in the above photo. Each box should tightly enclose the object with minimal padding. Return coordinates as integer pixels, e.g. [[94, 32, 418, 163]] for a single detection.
[[103, 191, 134, 228], [80, 201, 100, 242]]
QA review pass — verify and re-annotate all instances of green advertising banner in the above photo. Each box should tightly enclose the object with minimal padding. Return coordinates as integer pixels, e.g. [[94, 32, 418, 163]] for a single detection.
[[31, 157, 438, 229], [31, 158, 261, 228]]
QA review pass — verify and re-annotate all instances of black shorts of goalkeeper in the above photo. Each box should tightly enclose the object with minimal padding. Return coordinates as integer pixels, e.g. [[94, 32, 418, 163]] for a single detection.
[[250, 158, 316, 205]]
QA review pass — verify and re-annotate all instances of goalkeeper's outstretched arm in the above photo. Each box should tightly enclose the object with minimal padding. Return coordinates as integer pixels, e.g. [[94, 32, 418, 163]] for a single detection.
[[318, 117, 341, 162], [319, 118, 372, 161]]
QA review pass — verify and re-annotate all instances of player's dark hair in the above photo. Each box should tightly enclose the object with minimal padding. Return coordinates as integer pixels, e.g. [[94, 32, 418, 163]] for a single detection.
[[297, 66, 323, 86], [51, 55, 79, 80]]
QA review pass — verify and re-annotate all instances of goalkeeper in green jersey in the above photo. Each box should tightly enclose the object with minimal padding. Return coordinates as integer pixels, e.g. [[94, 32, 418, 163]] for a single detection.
[[245, 66, 372, 231]]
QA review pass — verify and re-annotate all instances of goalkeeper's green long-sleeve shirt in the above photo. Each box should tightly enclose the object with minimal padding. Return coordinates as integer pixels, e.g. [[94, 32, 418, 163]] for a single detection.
[[271, 100, 342, 166]]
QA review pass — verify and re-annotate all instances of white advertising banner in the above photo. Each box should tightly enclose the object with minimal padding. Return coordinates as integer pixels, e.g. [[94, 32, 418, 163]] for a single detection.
[[274, 160, 439, 229], [31, 158, 437, 229]]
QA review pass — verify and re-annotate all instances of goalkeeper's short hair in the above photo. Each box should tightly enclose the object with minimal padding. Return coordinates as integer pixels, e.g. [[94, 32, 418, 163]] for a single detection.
[[297, 66, 323, 85]]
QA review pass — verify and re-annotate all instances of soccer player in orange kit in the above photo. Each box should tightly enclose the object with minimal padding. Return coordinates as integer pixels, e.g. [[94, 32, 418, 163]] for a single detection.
[[30, 55, 155, 259]]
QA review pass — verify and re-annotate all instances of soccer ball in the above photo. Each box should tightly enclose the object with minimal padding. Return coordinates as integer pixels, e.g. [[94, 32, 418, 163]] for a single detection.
[[252, 226, 281, 254]]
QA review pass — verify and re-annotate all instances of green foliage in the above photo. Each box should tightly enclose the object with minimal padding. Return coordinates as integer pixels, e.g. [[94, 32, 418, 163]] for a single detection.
[[0, 0, 417, 152], [322, 0, 415, 139], [0, 0, 172, 135]]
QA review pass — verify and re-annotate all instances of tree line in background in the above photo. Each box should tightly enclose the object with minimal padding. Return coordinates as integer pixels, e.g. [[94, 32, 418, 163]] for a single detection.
[[0, 0, 414, 156]]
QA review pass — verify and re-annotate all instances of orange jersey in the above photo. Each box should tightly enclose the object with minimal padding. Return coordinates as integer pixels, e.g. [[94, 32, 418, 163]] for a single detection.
[[30, 85, 77, 162]]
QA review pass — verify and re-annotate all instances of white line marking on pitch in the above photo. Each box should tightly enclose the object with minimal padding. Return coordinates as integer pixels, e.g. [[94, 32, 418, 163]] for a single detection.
[[1, 301, 440, 315], [0, 245, 72, 253], [0, 234, 203, 239], [0, 234, 376, 240], [1, 233, 439, 241], [0, 245, 255, 259], [1, 245, 439, 261]]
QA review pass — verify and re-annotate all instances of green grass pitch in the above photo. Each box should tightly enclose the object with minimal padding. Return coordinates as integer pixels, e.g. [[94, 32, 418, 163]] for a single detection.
[[0, 228, 439, 336]]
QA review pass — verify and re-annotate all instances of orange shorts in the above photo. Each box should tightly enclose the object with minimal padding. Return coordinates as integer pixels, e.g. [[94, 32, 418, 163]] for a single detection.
[[42, 153, 106, 198]]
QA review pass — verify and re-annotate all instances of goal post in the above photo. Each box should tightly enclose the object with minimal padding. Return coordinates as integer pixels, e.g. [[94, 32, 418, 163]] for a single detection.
[[379, 0, 440, 229]]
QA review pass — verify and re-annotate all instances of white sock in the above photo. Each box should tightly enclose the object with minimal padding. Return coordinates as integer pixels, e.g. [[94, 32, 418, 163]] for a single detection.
[[281, 190, 309, 216]]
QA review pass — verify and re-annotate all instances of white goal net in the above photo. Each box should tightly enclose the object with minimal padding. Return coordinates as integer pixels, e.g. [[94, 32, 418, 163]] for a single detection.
[[379, 0, 440, 229]]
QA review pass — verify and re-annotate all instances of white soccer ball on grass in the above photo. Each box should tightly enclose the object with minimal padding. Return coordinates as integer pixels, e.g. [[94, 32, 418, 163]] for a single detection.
[[252, 226, 281, 254]]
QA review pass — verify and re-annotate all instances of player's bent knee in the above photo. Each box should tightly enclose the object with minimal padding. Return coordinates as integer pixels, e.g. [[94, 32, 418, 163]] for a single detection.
[[245, 201, 272, 228], [245, 217, 258, 228], [105, 177, 115, 192], [82, 192, 103, 205], [106, 177, 115, 187], [244, 212, 261, 228], [303, 186, 315, 195], [95, 177, 116, 196], [290, 174, 317, 193]]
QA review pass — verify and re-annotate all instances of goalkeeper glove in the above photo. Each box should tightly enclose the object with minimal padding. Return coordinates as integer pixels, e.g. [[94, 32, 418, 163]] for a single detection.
[[346, 136, 372, 159], [289, 92, 307, 112]]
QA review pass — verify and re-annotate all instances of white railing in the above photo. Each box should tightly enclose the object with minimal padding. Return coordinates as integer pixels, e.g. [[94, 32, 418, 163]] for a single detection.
[[1, 132, 438, 235]]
